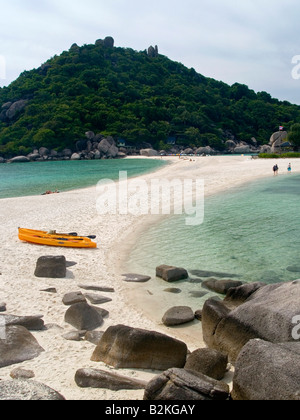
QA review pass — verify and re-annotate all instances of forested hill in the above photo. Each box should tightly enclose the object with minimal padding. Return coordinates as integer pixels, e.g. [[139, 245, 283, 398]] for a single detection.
[[0, 37, 300, 157]]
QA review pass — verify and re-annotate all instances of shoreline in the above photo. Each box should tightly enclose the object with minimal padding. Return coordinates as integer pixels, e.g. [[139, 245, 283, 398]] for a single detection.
[[0, 155, 300, 400]]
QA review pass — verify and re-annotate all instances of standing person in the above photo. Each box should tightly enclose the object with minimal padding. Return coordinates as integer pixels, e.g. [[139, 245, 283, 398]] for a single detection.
[[288, 163, 292, 173], [273, 164, 279, 176]]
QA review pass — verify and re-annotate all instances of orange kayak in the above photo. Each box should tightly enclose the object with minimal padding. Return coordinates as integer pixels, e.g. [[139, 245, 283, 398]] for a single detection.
[[18, 228, 97, 249]]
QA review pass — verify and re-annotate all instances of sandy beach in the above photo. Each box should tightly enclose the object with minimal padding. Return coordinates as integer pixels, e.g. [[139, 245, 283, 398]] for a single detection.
[[0, 155, 300, 400]]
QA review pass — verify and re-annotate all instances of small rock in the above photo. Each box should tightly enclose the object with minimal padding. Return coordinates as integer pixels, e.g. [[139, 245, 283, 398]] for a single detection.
[[164, 288, 182, 294], [75, 368, 147, 391], [162, 306, 195, 327], [202, 278, 243, 295], [84, 294, 112, 305], [62, 331, 86, 342], [40, 288, 57, 294], [78, 284, 115, 293], [85, 331, 104, 345], [64, 302, 104, 331], [62, 292, 87, 306], [195, 310, 202, 321], [10, 368, 35, 380], [122, 274, 151, 283], [0, 302, 6, 312]]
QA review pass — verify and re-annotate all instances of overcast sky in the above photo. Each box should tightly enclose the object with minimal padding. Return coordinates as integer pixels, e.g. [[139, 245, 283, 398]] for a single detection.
[[0, 0, 300, 104]]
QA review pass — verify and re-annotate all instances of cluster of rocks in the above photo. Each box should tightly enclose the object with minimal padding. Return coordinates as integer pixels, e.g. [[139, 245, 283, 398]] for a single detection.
[[2, 133, 129, 164], [2, 256, 300, 400]]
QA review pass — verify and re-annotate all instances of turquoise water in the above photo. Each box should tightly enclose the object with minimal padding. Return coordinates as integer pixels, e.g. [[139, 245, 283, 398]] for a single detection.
[[127, 174, 300, 295], [0, 159, 168, 199]]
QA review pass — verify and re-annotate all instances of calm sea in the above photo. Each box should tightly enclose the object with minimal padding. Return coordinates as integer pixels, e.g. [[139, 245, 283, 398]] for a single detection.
[[0, 159, 168, 199], [125, 173, 300, 309]]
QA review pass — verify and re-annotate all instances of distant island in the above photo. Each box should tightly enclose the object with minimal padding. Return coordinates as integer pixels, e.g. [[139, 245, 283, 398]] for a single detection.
[[1, 36, 300, 160]]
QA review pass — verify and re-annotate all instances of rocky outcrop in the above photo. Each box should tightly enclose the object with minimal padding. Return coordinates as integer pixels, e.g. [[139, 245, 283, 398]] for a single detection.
[[95, 36, 115, 48], [122, 273, 151, 283], [0, 100, 28, 121], [140, 148, 159, 157], [232, 340, 300, 400], [269, 131, 288, 152], [75, 369, 147, 391], [9, 156, 30, 163], [0, 326, 44, 368], [0, 380, 65, 400], [202, 281, 300, 362], [147, 45, 159, 58], [91, 324, 188, 370], [202, 279, 243, 295], [144, 368, 230, 401]]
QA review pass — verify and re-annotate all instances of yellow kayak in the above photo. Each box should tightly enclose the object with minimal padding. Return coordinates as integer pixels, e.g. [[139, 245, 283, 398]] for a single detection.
[[18, 228, 97, 249]]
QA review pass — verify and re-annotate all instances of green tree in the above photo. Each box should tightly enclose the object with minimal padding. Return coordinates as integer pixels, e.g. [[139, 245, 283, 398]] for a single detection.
[[288, 123, 300, 149]]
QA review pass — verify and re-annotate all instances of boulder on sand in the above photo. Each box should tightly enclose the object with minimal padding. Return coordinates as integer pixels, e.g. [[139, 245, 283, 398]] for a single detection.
[[0, 326, 44, 368], [162, 306, 195, 327], [34, 256, 67, 279], [91, 324, 188, 371], [0, 380, 65, 400], [75, 368, 148, 391], [64, 302, 104, 331]]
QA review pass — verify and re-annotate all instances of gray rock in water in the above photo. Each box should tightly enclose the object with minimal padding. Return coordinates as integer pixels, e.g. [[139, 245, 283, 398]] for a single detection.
[[287, 265, 300, 273], [144, 368, 230, 401], [64, 303, 104, 331], [0, 380, 65, 400], [162, 306, 195, 327], [75, 368, 147, 391], [156, 265, 189, 282], [202, 278, 243, 294], [9, 156, 30, 163], [0, 326, 44, 368], [34, 256, 66, 279], [232, 339, 300, 400], [122, 273, 151, 283], [91, 324, 188, 371], [185, 348, 228, 381]]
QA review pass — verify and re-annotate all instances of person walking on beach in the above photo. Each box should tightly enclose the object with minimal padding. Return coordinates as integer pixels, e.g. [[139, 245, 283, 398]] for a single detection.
[[273, 164, 279, 176], [288, 163, 292, 173]]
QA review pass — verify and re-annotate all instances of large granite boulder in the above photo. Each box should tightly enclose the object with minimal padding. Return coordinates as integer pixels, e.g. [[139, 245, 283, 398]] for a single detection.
[[5, 100, 28, 120], [91, 325, 188, 370], [0, 314, 44, 331], [232, 339, 300, 400], [144, 368, 230, 401], [202, 281, 300, 362], [140, 149, 159, 157], [0, 326, 44, 368], [9, 156, 30, 163], [0, 380, 65, 400], [156, 265, 189, 282], [269, 131, 288, 152], [75, 369, 147, 391], [202, 279, 243, 295]]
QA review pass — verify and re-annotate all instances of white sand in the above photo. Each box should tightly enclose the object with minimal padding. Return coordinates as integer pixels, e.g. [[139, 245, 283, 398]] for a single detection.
[[0, 155, 299, 400]]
